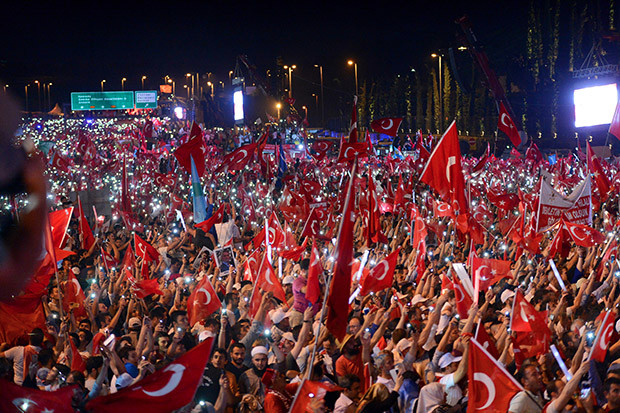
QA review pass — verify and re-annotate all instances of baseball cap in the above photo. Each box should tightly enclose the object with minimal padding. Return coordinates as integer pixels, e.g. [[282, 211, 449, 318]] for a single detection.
[[500, 290, 515, 303], [438, 352, 463, 369], [282, 275, 295, 285], [281, 332, 296, 344], [128, 317, 142, 329], [269, 308, 289, 324]]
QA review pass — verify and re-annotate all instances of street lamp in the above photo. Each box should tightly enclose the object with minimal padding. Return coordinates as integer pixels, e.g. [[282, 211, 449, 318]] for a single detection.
[[34, 80, 41, 112], [3, 84, 7, 94], [122, 77, 127, 91], [207, 81, 213, 97], [168, 78, 175, 95], [101, 79, 106, 92], [229, 70, 233, 83], [141, 76, 147, 90], [347, 60, 358, 96], [25, 84, 30, 113], [283, 65, 296, 98], [47, 83, 52, 110], [186, 73, 192, 97], [276, 102, 282, 119], [302, 105, 308, 119], [183, 84, 189, 99], [431, 53, 443, 131], [312, 93, 319, 115], [314, 64, 324, 126]]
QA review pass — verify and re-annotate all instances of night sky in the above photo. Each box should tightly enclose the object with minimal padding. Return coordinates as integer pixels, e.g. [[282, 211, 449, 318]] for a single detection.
[[2, 1, 527, 112]]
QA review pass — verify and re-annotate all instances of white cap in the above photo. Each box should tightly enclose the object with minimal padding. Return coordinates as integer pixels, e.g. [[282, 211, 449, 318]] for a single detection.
[[199, 330, 215, 343], [128, 317, 141, 329], [71, 267, 81, 275], [281, 332, 296, 344], [438, 352, 462, 369], [251, 346, 269, 357], [282, 275, 295, 285], [500, 290, 515, 303], [269, 308, 289, 324]]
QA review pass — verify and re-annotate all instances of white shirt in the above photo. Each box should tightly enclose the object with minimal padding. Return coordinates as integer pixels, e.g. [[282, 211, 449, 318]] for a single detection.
[[334, 393, 354, 413], [439, 373, 463, 406], [4, 345, 41, 386]]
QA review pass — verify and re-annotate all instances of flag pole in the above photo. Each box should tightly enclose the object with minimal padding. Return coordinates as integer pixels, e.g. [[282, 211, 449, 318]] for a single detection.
[[289, 158, 358, 412]]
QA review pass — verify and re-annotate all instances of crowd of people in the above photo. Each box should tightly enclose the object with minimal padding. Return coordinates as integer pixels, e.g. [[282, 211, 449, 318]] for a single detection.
[[1, 114, 620, 413]]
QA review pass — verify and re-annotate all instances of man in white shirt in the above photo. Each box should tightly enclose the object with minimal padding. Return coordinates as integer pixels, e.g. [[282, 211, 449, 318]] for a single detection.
[[509, 363, 545, 413], [334, 374, 361, 413], [0, 328, 44, 386]]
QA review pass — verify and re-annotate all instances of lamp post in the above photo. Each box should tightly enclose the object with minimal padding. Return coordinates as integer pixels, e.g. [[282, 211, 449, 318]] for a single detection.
[[314, 64, 324, 126], [283, 65, 296, 98], [347, 60, 358, 96], [207, 81, 213, 97], [141, 76, 147, 90], [122, 77, 127, 91], [101, 79, 106, 92], [34, 80, 41, 112], [312, 93, 319, 115], [431, 53, 443, 131], [25, 84, 29, 113], [47, 83, 52, 111], [302, 105, 308, 120], [184, 84, 189, 99], [168, 78, 175, 95], [276, 102, 282, 119], [3, 84, 7, 94]]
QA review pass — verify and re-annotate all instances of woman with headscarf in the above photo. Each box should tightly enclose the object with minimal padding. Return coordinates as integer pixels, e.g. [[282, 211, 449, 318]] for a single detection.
[[356, 373, 404, 413]]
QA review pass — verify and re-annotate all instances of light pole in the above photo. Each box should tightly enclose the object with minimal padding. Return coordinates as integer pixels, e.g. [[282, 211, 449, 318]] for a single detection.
[[302, 105, 308, 120], [122, 77, 127, 91], [168, 78, 175, 95], [34, 80, 41, 112], [312, 93, 319, 115], [47, 83, 52, 110], [101, 79, 106, 92], [276, 102, 281, 119], [431, 53, 443, 131], [186, 73, 192, 97], [314, 64, 324, 126], [229, 70, 233, 83], [347, 60, 358, 96], [283, 65, 296, 98], [184, 84, 189, 99], [3, 84, 7, 94], [207, 81, 213, 97], [141, 76, 147, 90], [25, 84, 29, 112]]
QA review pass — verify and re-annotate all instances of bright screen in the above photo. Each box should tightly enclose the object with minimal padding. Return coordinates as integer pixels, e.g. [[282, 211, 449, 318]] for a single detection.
[[574, 83, 618, 127], [233, 90, 244, 121]]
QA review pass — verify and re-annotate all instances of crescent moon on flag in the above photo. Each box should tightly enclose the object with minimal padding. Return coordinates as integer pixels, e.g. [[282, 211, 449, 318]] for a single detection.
[[311, 221, 320, 236], [601, 323, 614, 350], [437, 203, 449, 213], [381, 119, 394, 130], [373, 261, 390, 281], [343, 146, 356, 159], [142, 364, 185, 397], [454, 284, 465, 303], [500, 113, 511, 128], [311, 250, 320, 268], [446, 156, 456, 183], [569, 226, 587, 242], [197, 287, 212, 305], [473, 372, 496, 410], [519, 302, 530, 323], [13, 399, 40, 409], [264, 266, 275, 285], [477, 265, 490, 280]]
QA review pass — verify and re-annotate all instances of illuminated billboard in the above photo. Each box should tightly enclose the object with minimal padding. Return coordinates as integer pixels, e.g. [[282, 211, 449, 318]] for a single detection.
[[233, 90, 244, 122], [574, 83, 618, 127]]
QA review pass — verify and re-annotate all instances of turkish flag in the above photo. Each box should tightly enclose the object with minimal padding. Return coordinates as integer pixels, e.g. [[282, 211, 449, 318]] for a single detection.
[[590, 310, 616, 362], [86, 337, 214, 413], [77, 131, 98, 161], [451, 274, 473, 319], [154, 173, 176, 188], [195, 204, 225, 233], [468, 338, 523, 413], [498, 102, 521, 147], [143, 119, 153, 139], [76, 197, 96, 250], [280, 237, 308, 261], [0, 292, 46, 345], [0, 380, 78, 412], [563, 219, 605, 247], [472, 256, 512, 291], [101, 247, 119, 269], [370, 117, 403, 137], [134, 234, 160, 262], [475, 323, 500, 359], [525, 142, 544, 164], [214, 143, 257, 173], [290, 380, 342, 413], [609, 98, 620, 140], [255, 254, 287, 303], [70, 336, 86, 373], [337, 142, 368, 163], [365, 174, 388, 245], [487, 192, 519, 211], [300, 207, 328, 239], [48, 148, 72, 173], [49, 207, 74, 249], [434, 200, 453, 217], [473, 143, 490, 173], [306, 240, 323, 305], [188, 276, 222, 326], [311, 140, 333, 161], [411, 206, 427, 249], [62, 272, 87, 318], [359, 248, 399, 296], [132, 278, 164, 299], [587, 141, 611, 197], [510, 290, 550, 334], [174, 122, 207, 177], [419, 120, 468, 214], [326, 160, 357, 340]]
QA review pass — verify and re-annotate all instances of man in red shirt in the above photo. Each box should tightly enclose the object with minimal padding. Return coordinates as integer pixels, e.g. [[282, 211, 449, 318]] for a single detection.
[[335, 333, 371, 379]]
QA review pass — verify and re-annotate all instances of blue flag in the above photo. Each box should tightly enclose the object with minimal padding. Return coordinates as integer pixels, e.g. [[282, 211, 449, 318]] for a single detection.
[[191, 156, 207, 223]]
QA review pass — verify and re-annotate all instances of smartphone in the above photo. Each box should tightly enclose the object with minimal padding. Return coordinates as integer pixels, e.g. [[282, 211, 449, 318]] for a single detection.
[[586, 331, 596, 347], [103, 334, 116, 351]]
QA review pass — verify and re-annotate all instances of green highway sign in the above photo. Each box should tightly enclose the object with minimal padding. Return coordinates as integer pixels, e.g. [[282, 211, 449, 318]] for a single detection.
[[135, 90, 158, 109], [71, 91, 134, 111]]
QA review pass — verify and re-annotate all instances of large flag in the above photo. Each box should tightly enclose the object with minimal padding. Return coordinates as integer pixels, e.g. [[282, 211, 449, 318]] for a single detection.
[[370, 117, 403, 137], [419, 120, 468, 214], [214, 143, 257, 173], [359, 248, 399, 296], [337, 142, 368, 163], [497, 102, 521, 147], [188, 276, 222, 326], [86, 338, 214, 413], [195, 204, 225, 233], [468, 338, 523, 412], [290, 380, 342, 413], [76, 197, 95, 250], [590, 310, 615, 362], [134, 234, 159, 262], [365, 174, 388, 244], [510, 290, 550, 334], [326, 160, 357, 340], [587, 141, 611, 197], [190, 156, 207, 224], [471, 256, 512, 292], [306, 240, 322, 305], [0, 380, 78, 412], [536, 175, 591, 231], [174, 122, 207, 177]]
